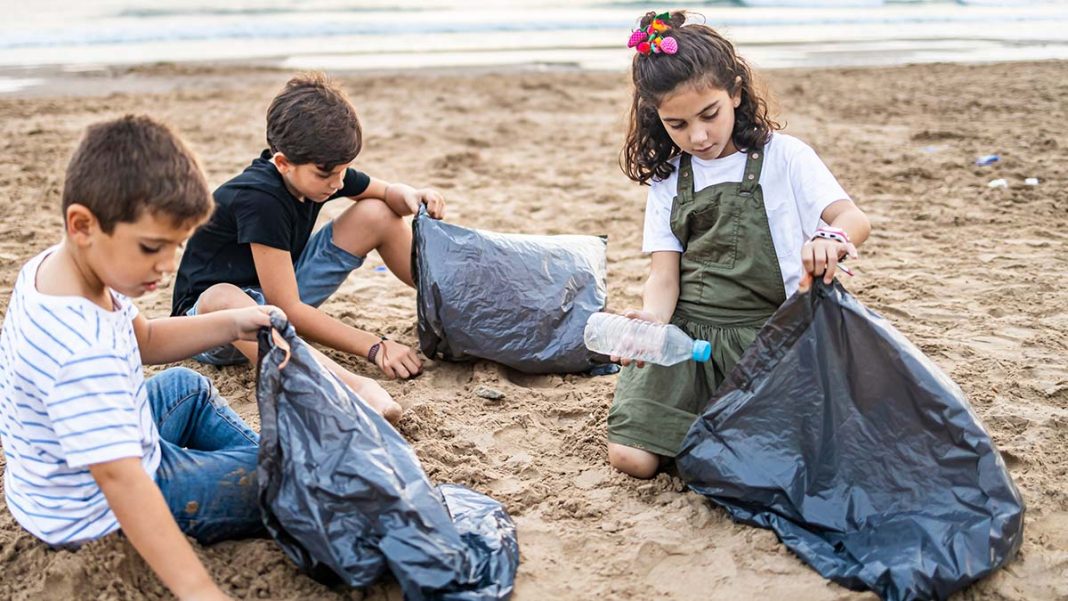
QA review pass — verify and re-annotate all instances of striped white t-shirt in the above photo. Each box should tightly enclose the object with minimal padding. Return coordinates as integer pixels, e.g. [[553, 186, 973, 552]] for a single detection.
[[0, 247, 161, 546]]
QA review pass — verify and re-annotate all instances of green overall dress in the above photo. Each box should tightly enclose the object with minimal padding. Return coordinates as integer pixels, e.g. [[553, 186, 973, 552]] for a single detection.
[[607, 150, 788, 456]]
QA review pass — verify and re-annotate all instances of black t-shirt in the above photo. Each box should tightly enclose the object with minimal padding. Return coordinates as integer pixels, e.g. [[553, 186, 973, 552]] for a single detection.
[[171, 150, 370, 316]]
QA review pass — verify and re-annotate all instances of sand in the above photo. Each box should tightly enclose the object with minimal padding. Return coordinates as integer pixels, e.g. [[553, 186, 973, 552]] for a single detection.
[[0, 59, 1066, 600]]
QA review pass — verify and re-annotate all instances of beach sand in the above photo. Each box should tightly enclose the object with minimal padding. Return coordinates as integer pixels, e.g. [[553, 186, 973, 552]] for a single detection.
[[0, 60, 1065, 600]]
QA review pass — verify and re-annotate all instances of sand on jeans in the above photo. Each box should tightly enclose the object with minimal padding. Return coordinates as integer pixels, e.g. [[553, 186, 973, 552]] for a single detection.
[[0, 60, 1065, 600]]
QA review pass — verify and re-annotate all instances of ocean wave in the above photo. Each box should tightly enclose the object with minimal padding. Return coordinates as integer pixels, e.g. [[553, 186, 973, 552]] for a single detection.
[[3, 3, 1065, 51]]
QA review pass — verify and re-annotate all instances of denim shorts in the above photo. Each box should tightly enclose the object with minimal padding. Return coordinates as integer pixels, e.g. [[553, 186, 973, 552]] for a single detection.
[[187, 221, 364, 365]]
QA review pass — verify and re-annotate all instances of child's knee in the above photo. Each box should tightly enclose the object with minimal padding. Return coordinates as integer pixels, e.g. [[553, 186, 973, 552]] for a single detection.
[[339, 198, 401, 233], [152, 367, 215, 409], [196, 283, 256, 314], [608, 443, 660, 479]]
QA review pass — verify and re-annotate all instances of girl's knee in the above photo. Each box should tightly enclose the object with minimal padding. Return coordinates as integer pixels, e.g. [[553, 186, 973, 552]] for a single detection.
[[608, 443, 660, 479], [196, 283, 256, 314]]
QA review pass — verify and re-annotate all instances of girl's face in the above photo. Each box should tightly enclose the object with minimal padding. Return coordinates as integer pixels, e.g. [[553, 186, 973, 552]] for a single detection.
[[657, 81, 741, 161]]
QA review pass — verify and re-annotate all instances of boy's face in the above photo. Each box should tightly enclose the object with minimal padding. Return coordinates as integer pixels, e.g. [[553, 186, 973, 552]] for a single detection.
[[657, 80, 741, 161], [274, 153, 348, 203], [83, 211, 198, 298]]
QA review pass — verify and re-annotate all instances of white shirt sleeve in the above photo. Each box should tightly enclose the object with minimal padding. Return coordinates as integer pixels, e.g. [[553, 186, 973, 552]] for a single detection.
[[641, 180, 684, 253], [787, 141, 851, 240]]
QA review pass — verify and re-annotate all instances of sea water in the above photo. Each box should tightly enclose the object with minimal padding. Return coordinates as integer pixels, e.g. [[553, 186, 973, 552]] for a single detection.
[[2, 0, 1067, 77]]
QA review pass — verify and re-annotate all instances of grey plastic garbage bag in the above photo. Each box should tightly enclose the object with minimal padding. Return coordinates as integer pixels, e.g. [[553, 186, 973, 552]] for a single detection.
[[255, 314, 519, 600], [677, 280, 1024, 601], [412, 207, 608, 374]]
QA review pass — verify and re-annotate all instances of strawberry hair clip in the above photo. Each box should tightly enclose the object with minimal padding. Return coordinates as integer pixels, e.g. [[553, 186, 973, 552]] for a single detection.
[[627, 13, 678, 56]]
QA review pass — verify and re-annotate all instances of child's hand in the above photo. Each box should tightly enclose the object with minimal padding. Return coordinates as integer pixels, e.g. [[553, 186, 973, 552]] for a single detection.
[[801, 238, 857, 284], [404, 187, 446, 219], [611, 309, 662, 369], [375, 339, 423, 380], [229, 305, 285, 342]]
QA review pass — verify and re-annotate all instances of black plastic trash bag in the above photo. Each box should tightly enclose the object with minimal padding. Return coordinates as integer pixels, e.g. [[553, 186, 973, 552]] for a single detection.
[[255, 314, 520, 600], [677, 280, 1024, 601], [412, 207, 609, 374]]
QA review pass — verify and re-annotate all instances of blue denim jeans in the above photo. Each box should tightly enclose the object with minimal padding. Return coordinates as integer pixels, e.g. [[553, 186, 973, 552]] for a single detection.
[[188, 221, 365, 365], [149, 367, 264, 545]]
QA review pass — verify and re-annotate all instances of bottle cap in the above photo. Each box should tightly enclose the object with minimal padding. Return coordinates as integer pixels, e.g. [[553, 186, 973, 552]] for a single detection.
[[692, 340, 712, 362]]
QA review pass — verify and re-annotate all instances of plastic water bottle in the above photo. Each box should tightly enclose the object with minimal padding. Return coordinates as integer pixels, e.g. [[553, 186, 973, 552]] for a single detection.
[[583, 312, 711, 366]]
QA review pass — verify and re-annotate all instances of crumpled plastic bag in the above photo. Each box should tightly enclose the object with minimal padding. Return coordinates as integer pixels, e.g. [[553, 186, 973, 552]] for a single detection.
[[412, 207, 609, 374], [677, 280, 1024, 601], [255, 314, 519, 600]]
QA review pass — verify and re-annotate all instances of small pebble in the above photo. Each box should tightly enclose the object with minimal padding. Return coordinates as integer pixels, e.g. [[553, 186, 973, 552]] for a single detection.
[[1024, 177, 1040, 186], [474, 386, 505, 401], [987, 178, 1008, 189]]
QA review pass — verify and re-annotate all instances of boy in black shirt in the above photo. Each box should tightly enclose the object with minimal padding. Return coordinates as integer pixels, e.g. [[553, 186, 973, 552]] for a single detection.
[[173, 72, 446, 423]]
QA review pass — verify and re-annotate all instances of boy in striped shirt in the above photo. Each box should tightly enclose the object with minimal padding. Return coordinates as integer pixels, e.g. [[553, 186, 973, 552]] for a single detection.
[[0, 115, 281, 600]]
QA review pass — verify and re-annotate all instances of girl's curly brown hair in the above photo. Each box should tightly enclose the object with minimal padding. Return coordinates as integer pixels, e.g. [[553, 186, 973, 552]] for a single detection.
[[621, 11, 781, 185]]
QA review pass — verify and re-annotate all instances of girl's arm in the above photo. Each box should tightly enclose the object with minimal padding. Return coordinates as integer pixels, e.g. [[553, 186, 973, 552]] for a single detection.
[[352, 177, 446, 219], [617, 252, 681, 368], [803, 199, 871, 283], [641, 251, 682, 324], [822, 198, 871, 247]]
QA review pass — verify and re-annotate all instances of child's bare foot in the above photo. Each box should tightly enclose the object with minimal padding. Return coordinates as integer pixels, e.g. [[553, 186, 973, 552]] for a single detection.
[[373, 398, 403, 425], [346, 375, 403, 425]]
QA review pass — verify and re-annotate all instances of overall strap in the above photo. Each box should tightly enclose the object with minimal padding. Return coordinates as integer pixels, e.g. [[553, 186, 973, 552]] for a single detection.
[[739, 147, 766, 195], [675, 153, 695, 205]]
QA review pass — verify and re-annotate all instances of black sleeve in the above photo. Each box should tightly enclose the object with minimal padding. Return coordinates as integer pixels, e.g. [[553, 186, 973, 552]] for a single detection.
[[331, 167, 371, 200], [232, 190, 295, 251]]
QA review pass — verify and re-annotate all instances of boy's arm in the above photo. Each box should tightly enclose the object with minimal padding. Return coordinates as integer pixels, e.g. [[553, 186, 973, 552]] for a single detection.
[[91, 458, 228, 601], [352, 177, 446, 219], [250, 243, 420, 378], [132, 308, 275, 365]]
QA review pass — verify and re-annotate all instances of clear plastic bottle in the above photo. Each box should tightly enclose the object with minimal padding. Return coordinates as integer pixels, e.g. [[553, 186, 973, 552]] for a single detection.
[[583, 312, 711, 366]]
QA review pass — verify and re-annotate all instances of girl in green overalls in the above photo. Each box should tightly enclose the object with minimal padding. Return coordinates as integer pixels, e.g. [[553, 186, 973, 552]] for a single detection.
[[609, 11, 872, 478]]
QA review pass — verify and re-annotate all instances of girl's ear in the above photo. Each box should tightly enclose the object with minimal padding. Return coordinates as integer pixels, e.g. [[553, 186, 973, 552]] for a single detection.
[[732, 75, 743, 108], [65, 203, 97, 246]]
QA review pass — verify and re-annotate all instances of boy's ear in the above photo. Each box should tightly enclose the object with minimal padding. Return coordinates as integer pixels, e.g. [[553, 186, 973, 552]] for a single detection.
[[65, 203, 98, 246], [272, 152, 292, 173]]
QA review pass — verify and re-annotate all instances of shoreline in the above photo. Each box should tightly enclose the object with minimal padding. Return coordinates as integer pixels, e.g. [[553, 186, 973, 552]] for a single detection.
[[4, 3, 1068, 95], [3, 52, 1068, 99]]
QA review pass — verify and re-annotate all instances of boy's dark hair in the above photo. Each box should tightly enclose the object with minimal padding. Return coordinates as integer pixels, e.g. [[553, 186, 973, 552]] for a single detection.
[[62, 115, 212, 234], [266, 72, 362, 169], [621, 11, 781, 185]]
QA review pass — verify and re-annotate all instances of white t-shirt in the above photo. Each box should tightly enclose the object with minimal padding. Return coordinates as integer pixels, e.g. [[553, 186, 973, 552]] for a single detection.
[[0, 247, 160, 546], [642, 133, 849, 297]]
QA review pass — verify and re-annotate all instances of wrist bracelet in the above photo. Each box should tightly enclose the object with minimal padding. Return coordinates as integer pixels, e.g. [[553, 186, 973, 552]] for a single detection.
[[367, 336, 389, 365], [813, 226, 851, 245]]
